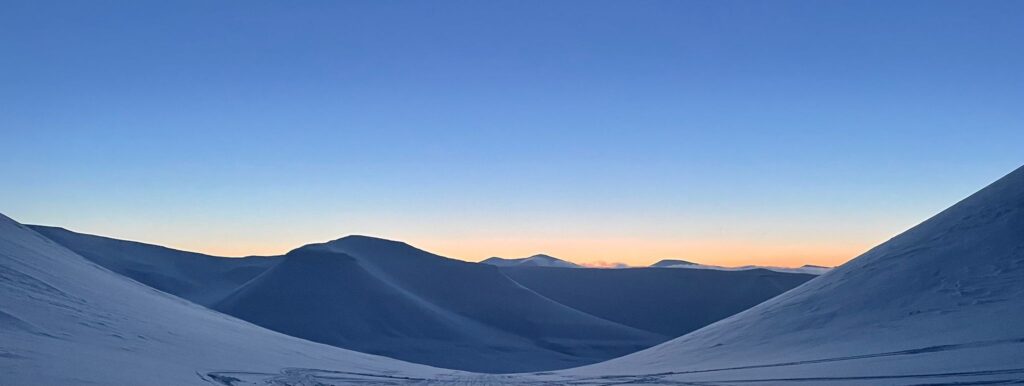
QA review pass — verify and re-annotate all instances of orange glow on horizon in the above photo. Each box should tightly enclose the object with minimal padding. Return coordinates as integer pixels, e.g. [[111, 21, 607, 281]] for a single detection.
[[180, 235, 871, 269]]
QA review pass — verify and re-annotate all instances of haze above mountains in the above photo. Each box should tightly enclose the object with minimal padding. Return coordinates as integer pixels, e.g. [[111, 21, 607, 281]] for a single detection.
[[2, 165, 1023, 385]]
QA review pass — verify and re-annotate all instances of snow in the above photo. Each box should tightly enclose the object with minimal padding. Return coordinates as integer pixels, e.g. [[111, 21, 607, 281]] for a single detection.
[[556, 165, 1024, 384], [499, 266, 814, 337], [212, 236, 661, 372], [481, 254, 581, 268], [11, 227, 662, 373], [0, 214, 461, 385], [27, 225, 278, 305], [4, 164, 1023, 385], [649, 258, 699, 267], [651, 259, 832, 275]]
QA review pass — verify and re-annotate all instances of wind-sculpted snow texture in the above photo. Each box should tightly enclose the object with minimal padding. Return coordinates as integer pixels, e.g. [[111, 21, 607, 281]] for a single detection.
[[213, 236, 662, 372]]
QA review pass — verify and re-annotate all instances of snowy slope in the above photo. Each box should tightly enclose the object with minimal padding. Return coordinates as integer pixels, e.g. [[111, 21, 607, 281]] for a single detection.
[[6, 163, 1022, 385], [554, 165, 1024, 384], [482, 254, 581, 268], [500, 266, 814, 337], [28, 228, 661, 372], [0, 214, 459, 386], [214, 236, 662, 372], [27, 225, 278, 305]]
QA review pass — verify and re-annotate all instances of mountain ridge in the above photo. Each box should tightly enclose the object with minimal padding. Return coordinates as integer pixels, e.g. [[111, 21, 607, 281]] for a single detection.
[[482, 254, 581, 268], [569, 165, 1024, 379]]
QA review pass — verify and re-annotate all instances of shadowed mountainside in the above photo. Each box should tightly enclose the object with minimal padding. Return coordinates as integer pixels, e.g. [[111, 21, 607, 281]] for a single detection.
[[27, 225, 278, 305], [212, 236, 664, 373], [568, 165, 1024, 380], [500, 266, 814, 337]]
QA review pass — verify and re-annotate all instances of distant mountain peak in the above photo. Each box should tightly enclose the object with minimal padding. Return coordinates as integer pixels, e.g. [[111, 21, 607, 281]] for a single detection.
[[528, 254, 558, 260], [324, 234, 409, 246], [482, 254, 581, 268], [650, 259, 698, 267], [288, 234, 451, 265], [650, 258, 830, 275]]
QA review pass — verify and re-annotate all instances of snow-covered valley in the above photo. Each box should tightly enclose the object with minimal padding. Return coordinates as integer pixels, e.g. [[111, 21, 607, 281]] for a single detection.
[[2, 165, 1023, 385]]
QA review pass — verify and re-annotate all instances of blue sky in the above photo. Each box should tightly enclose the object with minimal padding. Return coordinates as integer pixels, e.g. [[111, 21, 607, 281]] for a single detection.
[[2, 1, 1022, 266]]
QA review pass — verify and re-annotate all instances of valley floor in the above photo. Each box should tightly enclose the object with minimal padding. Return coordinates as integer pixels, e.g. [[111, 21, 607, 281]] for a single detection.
[[205, 336, 1024, 385]]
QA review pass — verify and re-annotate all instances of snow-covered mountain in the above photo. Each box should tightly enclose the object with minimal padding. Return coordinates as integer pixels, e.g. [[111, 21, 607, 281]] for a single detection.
[[5, 165, 1022, 385], [23, 228, 660, 373], [651, 258, 832, 275], [481, 254, 581, 268], [27, 225, 279, 305], [0, 214, 458, 386], [649, 259, 699, 267], [30, 226, 828, 372], [213, 236, 661, 372], [499, 266, 814, 337], [554, 165, 1024, 384]]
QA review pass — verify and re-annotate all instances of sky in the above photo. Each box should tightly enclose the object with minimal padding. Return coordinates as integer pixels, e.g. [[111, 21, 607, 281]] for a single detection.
[[2, 1, 1022, 268]]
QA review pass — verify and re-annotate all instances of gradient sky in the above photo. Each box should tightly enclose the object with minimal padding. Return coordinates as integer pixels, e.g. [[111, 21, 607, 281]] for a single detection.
[[2, 1, 1022, 267]]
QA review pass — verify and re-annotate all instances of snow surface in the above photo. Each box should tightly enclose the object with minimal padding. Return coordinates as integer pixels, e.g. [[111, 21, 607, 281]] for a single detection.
[[499, 266, 813, 337], [4, 164, 1023, 385], [554, 165, 1024, 384], [19, 227, 662, 373], [213, 236, 661, 372], [481, 254, 581, 268], [28, 225, 279, 305], [0, 214, 461, 385]]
